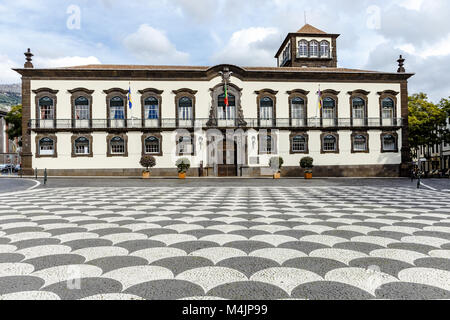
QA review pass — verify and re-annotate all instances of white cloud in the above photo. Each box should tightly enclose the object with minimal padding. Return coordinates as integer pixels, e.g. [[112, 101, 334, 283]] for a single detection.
[[0, 54, 21, 84], [34, 56, 101, 68], [123, 24, 189, 65], [173, 0, 217, 22], [211, 27, 281, 66]]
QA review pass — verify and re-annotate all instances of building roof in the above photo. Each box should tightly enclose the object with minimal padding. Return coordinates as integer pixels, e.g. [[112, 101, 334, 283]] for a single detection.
[[61, 64, 379, 73], [296, 24, 327, 34]]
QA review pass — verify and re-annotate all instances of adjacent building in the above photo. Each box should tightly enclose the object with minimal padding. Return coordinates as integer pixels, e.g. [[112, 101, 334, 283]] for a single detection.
[[14, 24, 414, 177]]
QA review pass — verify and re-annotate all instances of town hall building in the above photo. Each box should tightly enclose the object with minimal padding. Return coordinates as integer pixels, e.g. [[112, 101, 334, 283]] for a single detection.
[[15, 24, 414, 177]]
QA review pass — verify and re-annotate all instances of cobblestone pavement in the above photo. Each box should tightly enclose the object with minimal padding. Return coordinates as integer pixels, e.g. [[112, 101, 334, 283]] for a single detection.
[[0, 186, 449, 300]]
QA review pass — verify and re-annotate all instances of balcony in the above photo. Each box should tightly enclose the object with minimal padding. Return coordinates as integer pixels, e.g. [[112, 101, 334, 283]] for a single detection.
[[29, 117, 403, 131]]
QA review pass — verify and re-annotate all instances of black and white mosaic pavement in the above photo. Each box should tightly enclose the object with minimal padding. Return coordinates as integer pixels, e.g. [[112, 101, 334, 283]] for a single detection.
[[0, 186, 449, 300]]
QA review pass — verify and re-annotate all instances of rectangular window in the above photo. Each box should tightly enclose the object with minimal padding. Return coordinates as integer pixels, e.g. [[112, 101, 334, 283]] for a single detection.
[[111, 142, 125, 154], [145, 143, 159, 154], [292, 139, 306, 152], [110, 106, 124, 119], [323, 107, 335, 119], [75, 143, 89, 154], [40, 106, 54, 120], [354, 140, 366, 151], [75, 105, 89, 120], [145, 105, 159, 119], [40, 143, 54, 155]]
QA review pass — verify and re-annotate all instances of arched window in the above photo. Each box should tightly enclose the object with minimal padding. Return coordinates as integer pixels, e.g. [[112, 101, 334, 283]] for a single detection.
[[74, 137, 90, 155], [144, 96, 159, 119], [74, 96, 89, 120], [322, 97, 336, 119], [39, 137, 55, 155], [291, 97, 305, 119], [260, 97, 274, 120], [298, 40, 308, 57], [292, 135, 306, 152], [218, 93, 236, 120], [382, 134, 396, 151], [145, 136, 160, 154], [310, 41, 319, 57], [110, 96, 124, 119], [352, 97, 365, 119], [110, 136, 125, 154], [39, 97, 54, 119], [320, 41, 330, 58], [382, 98, 394, 119], [178, 97, 193, 120], [353, 135, 367, 151], [323, 135, 337, 151]]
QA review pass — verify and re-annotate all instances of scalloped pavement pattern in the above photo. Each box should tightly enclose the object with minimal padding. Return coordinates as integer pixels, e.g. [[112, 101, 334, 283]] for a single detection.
[[0, 186, 449, 300]]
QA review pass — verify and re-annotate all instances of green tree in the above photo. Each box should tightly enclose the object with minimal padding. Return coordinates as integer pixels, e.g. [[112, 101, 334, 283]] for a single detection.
[[408, 93, 449, 157], [5, 104, 22, 145]]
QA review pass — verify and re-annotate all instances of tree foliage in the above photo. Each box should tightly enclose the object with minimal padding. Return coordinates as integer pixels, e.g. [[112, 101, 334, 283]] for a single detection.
[[4, 104, 22, 143], [408, 93, 449, 153], [139, 155, 156, 171]]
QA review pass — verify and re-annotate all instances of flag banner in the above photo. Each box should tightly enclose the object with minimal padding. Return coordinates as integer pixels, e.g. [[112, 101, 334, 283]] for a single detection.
[[318, 86, 322, 110], [128, 85, 133, 110], [224, 82, 229, 107]]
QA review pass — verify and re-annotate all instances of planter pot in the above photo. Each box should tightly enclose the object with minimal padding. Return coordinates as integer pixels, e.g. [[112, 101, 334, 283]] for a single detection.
[[273, 172, 281, 179], [142, 171, 150, 179], [178, 172, 186, 179], [304, 172, 313, 179]]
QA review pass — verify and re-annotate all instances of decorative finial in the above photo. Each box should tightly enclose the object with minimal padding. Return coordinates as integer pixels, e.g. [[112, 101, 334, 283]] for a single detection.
[[24, 48, 34, 69], [219, 67, 233, 83], [397, 55, 405, 73]]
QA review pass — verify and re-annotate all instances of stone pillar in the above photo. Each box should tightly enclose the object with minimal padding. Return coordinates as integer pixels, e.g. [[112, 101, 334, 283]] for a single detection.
[[21, 77, 33, 175], [400, 80, 410, 177]]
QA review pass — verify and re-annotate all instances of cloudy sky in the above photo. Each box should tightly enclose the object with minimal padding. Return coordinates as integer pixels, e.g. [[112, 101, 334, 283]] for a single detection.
[[0, 0, 449, 102]]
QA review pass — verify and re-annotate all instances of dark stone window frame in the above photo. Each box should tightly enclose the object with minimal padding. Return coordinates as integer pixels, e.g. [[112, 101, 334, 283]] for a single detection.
[[104, 88, 129, 128], [175, 130, 196, 156], [35, 134, 58, 158], [380, 131, 399, 153], [320, 131, 340, 154], [141, 132, 163, 156], [139, 88, 163, 128], [289, 131, 309, 154], [255, 89, 278, 127], [287, 89, 309, 127], [378, 90, 399, 125], [71, 134, 93, 158], [348, 90, 370, 127], [68, 88, 94, 128], [351, 131, 370, 154], [173, 88, 197, 127], [320, 89, 340, 126], [33, 88, 59, 129], [207, 83, 246, 127], [257, 130, 278, 155], [106, 133, 128, 157]]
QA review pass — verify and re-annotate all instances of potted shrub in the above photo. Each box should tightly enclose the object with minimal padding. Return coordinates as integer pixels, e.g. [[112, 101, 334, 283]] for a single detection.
[[140, 155, 156, 178], [176, 158, 190, 179], [300, 156, 314, 179], [269, 156, 284, 179]]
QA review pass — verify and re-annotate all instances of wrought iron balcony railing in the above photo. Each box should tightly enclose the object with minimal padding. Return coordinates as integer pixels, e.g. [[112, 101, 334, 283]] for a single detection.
[[29, 117, 403, 130]]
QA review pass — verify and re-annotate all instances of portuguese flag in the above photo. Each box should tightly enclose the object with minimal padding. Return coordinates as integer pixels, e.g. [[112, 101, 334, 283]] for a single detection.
[[224, 82, 229, 107]]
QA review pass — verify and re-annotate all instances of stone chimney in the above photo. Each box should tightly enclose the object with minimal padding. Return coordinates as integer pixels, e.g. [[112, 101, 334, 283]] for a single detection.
[[24, 48, 34, 68], [397, 55, 405, 73]]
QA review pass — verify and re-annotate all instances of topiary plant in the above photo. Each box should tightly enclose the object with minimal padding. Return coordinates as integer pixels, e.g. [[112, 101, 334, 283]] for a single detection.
[[175, 158, 191, 173], [140, 155, 156, 172], [300, 156, 314, 173], [269, 156, 284, 173]]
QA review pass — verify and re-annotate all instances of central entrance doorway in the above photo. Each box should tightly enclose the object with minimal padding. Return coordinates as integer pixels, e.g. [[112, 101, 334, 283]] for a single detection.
[[217, 139, 238, 177]]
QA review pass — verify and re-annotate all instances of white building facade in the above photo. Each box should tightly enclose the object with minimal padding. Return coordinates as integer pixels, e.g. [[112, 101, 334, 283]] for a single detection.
[[15, 25, 413, 177]]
